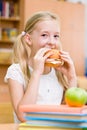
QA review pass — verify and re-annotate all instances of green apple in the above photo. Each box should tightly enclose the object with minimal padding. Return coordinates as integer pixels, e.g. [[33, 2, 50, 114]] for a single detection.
[[65, 87, 87, 107]]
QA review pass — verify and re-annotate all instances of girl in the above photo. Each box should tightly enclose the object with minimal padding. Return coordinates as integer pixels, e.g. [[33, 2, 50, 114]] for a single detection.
[[5, 11, 77, 123]]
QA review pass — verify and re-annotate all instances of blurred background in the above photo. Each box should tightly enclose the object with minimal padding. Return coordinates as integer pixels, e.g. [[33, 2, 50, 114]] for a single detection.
[[0, 0, 87, 123]]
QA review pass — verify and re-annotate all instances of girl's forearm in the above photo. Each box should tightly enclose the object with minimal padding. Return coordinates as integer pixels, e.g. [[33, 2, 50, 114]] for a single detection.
[[68, 74, 77, 88]]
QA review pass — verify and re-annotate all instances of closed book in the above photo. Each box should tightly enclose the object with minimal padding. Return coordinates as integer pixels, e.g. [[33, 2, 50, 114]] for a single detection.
[[19, 104, 87, 114], [0, 0, 2, 16], [18, 120, 87, 128], [18, 122, 82, 130], [0, 48, 13, 64], [25, 112, 87, 122]]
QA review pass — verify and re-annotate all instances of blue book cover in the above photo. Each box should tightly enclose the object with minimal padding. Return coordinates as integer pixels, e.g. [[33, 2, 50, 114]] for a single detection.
[[25, 120, 87, 128], [25, 115, 87, 123], [0, 0, 2, 16], [25, 112, 87, 123]]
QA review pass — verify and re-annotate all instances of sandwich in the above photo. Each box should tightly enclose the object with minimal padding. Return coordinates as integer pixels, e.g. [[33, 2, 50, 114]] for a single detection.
[[45, 49, 64, 67]]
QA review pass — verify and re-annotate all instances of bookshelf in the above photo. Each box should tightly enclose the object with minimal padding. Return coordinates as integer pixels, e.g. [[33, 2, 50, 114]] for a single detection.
[[0, 0, 24, 85]]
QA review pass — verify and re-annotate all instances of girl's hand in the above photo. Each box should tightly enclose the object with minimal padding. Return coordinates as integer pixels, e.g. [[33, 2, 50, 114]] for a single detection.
[[56, 51, 77, 87], [32, 48, 51, 75]]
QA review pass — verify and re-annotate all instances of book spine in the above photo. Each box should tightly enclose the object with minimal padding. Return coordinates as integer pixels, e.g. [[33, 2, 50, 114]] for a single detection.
[[0, 0, 2, 16], [1, 1, 19, 17], [24, 115, 87, 123], [5, 1, 9, 18], [1, 27, 18, 41], [20, 105, 87, 114]]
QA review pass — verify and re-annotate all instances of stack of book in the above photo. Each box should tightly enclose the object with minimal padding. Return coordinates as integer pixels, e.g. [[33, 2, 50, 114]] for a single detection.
[[18, 105, 87, 130], [0, 0, 19, 18], [0, 48, 13, 64], [0, 28, 18, 41]]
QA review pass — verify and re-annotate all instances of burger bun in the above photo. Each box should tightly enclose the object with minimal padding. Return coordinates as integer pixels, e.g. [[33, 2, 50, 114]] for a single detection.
[[45, 49, 64, 67]]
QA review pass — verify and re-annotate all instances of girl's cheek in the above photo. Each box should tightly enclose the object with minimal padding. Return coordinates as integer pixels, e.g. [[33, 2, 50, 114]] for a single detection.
[[40, 40, 48, 45], [38, 42, 46, 48]]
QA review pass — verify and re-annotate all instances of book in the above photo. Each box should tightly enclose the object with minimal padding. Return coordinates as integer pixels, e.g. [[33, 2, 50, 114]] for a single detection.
[[18, 122, 82, 130], [19, 104, 87, 114], [24, 112, 87, 122], [0, 48, 13, 64], [18, 120, 87, 128], [0, 0, 3, 16], [0, 0, 19, 18], [1, 27, 18, 41], [19, 105, 87, 129]]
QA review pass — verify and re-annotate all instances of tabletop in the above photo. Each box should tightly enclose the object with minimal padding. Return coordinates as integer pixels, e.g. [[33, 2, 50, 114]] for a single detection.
[[0, 123, 18, 130]]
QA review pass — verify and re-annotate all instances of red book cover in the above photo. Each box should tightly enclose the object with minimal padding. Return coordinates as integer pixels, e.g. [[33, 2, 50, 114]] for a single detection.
[[19, 104, 87, 114]]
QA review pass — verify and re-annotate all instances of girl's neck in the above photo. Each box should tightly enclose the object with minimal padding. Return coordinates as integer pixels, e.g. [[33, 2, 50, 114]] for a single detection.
[[43, 66, 51, 75]]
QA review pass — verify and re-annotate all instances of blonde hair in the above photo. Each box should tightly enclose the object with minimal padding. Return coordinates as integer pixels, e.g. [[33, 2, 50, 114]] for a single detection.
[[13, 11, 68, 91]]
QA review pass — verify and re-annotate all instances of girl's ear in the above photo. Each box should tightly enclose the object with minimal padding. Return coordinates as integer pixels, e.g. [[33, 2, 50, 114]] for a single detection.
[[25, 33, 32, 45]]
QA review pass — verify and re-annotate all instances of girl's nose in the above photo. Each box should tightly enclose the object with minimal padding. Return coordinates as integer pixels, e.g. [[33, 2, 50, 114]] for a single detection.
[[47, 38, 56, 48], [47, 43, 55, 49]]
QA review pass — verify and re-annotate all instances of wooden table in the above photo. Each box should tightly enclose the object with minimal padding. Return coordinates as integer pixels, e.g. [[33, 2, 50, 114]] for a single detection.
[[0, 124, 18, 130], [0, 123, 86, 130]]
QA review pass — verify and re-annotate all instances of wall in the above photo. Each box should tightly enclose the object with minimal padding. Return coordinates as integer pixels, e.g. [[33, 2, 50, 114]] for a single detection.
[[84, 4, 87, 76], [23, 0, 85, 76], [67, 0, 87, 4]]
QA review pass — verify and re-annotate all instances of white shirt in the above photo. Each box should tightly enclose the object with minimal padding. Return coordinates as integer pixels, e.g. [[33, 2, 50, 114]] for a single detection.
[[5, 63, 64, 123]]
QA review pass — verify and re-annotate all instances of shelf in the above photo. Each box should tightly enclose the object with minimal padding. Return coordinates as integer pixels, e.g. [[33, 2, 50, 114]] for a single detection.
[[0, 16, 20, 21], [0, 62, 11, 65], [0, 0, 24, 85], [0, 39, 14, 43]]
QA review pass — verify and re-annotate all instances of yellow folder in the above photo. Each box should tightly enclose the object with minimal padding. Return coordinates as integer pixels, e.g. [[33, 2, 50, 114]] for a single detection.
[[18, 123, 82, 130]]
